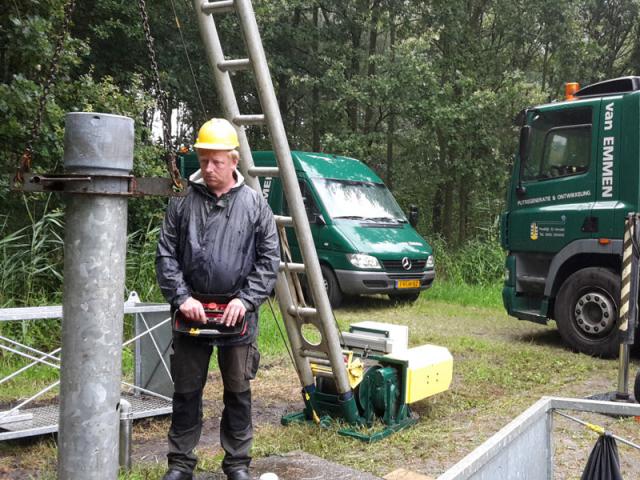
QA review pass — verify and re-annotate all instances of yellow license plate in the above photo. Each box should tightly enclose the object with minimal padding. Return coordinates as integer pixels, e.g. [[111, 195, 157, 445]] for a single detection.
[[397, 279, 420, 289]]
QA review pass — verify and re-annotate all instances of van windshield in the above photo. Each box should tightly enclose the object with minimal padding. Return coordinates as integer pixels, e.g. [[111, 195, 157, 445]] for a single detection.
[[311, 178, 407, 222]]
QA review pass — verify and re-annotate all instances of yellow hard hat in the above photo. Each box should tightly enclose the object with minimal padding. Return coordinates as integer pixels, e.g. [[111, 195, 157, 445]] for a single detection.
[[193, 118, 239, 150]]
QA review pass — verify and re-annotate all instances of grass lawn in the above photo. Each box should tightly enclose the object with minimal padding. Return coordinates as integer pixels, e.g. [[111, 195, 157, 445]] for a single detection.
[[1, 281, 639, 479]]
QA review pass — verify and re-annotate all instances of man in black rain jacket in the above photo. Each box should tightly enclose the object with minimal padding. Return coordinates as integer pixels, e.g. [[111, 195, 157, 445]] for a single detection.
[[156, 118, 279, 480]]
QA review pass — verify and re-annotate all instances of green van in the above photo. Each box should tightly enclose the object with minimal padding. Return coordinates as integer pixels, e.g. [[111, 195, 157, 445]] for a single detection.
[[179, 150, 435, 307]]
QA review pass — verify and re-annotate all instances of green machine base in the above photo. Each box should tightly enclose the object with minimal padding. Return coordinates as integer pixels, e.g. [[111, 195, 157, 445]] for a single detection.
[[281, 410, 417, 443], [338, 415, 417, 443], [281, 362, 415, 443]]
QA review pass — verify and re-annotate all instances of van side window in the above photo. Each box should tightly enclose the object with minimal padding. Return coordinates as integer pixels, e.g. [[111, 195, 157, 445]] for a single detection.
[[283, 181, 321, 222], [522, 107, 592, 181], [299, 180, 321, 221]]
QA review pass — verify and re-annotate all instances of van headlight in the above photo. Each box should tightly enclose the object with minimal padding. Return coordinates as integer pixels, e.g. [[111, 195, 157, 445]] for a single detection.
[[346, 253, 382, 269], [426, 255, 434, 269]]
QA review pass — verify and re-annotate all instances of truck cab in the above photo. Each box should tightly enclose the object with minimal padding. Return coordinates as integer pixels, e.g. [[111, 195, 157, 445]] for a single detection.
[[502, 76, 640, 357]]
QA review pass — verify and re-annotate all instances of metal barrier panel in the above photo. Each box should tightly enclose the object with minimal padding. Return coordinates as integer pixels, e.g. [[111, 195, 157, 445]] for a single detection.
[[439, 397, 640, 480], [438, 397, 552, 480], [134, 307, 173, 398]]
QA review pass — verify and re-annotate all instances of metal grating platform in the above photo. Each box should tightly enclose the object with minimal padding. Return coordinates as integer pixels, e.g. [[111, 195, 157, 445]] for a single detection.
[[0, 296, 174, 442], [0, 393, 171, 441]]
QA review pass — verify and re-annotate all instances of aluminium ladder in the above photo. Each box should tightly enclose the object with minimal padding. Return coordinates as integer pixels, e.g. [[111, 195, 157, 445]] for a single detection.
[[192, 0, 360, 423]]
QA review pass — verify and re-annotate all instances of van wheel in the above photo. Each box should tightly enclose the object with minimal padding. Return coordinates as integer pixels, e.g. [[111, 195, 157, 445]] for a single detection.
[[389, 292, 420, 304], [321, 265, 343, 308], [555, 267, 620, 358]]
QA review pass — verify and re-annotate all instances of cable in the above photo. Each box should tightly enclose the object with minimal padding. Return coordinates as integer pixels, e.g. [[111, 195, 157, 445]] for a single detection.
[[555, 410, 640, 450], [266, 296, 297, 374], [168, 0, 207, 118]]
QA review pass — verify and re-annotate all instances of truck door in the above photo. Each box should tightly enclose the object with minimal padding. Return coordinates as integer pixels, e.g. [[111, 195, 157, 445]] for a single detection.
[[509, 102, 600, 253]]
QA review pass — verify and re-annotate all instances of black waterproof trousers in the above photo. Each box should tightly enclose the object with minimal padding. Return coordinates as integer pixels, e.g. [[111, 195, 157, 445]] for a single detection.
[[167, 334, 260, 475]]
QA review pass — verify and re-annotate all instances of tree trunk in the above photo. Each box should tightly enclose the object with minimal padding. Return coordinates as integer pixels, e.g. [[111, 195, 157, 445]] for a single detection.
[[1, 46, 6, 84], [141, 108, 150, 144], [457, 174, 470, 245], [347, 3, 364, 132], [363, 0, 381, 136], [386, 112, 395, 190], [385, 17, 396, 190], [432, 183, 444, 235], [347, 33, 360, 132], [433, 129, 451, 237], [441, 132, 455, 243], [442, 180, 454, 243], [277, 8, 301, 133], [312, 6, 321, 151], [277, 71, 289, 130], [541, 41, 549, 92]]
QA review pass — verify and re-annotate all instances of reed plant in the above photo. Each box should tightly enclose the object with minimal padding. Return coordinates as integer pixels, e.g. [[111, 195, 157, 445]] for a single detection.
[[0, 196, 64, 352], [0, 196, 64, 308], [430, 234, 505, 286]]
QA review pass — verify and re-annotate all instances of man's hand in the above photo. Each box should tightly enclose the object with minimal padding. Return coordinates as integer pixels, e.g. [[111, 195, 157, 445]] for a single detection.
[[221, 298, 247, 327], [179, 296, 207, 323]]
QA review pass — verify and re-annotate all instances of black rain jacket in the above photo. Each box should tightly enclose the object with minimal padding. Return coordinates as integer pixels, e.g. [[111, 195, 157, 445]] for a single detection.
[[156, 170, 279, 345]]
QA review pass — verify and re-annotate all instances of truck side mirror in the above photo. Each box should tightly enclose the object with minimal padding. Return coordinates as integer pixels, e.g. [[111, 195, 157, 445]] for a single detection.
[[408, 205, 419, 228], [519, 125, 531, 164], [517, 126, 531, 196], [314, 213, 326, 226]]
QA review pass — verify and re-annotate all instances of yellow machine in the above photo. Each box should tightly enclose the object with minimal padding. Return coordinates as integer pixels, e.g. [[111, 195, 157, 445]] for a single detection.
[[385, 344, 453, 404], [293, 321, 453, 442]]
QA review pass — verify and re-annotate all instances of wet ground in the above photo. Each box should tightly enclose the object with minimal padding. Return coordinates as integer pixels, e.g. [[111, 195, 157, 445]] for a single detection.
[[3, 298, 640, 479], [190, 451, 384, 480]]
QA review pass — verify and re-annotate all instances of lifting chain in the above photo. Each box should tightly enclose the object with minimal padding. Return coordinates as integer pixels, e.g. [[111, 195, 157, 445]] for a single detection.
[[138, 0, 183, 190], [13, 0, 77, 187]]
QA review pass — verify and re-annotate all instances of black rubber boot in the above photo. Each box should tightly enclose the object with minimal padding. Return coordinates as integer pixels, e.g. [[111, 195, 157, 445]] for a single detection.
[[162, 469, 194, 480], [226, 468, 251, 480]]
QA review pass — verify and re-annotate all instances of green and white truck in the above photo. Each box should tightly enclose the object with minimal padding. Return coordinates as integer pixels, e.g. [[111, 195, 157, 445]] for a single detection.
[[501, 76, 640, 357]]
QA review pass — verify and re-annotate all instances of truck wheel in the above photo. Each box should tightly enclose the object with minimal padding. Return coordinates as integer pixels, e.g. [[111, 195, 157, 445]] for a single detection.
[[389, 292, 420, 304], [321, 265, 343, 308], [555, 267, 620, 358]]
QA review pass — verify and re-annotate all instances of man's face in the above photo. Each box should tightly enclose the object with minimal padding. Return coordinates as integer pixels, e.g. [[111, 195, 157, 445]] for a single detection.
[[197, 149, 238, 192]]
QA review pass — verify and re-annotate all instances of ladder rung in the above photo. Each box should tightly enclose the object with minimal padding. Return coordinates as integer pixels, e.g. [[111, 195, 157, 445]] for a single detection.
[[274, 215, 293, 227], [300, 349, 328, 359], [248, 166, 280, 177], [313, 369, 336, 379], [201, 0, 235, 15], [233, 114, 266, 126], [308, 358, 331, 366], [279, 261, 306, 273], [288, 306, 317, 318], [217, 58, 251, 72]]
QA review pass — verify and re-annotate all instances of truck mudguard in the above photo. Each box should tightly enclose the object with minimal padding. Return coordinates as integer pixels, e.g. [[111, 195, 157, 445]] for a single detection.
[[543, 238, 622, 297]]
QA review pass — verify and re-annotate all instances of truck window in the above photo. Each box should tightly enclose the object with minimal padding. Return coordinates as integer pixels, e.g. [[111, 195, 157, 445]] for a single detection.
[[541, 125, 591, 178], [522, 107, 592, 181]]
